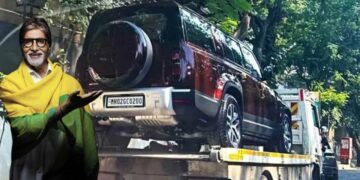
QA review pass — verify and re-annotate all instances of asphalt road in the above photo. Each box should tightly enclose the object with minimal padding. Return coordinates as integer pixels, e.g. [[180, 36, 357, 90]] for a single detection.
[[339, 169, 360, 180]]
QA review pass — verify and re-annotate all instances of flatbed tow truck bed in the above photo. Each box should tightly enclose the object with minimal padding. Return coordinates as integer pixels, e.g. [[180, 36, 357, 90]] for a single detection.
[[98, 147, 312, 180]]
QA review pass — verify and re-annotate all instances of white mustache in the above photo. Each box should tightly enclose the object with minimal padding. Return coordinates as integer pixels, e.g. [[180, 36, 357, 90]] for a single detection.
[[25, 52, 45, 68]]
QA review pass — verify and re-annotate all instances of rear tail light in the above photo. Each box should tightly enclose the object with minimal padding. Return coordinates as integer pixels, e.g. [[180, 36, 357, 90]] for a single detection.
[[214, 89, 223, 100], [299, 89, 304, 101], [214, 78, 225, 100]]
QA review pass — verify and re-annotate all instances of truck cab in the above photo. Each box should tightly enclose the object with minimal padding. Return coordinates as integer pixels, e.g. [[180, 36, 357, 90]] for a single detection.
[[277, 88, 323, 179]]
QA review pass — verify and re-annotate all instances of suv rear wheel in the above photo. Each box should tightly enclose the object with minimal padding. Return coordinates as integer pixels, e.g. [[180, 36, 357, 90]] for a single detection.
[[208, 94, 242, 148], [265, 113, 292, 153]]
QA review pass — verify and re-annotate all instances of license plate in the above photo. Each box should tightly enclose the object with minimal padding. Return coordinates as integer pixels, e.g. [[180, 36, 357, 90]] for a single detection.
[[106, 95, 144, 108]]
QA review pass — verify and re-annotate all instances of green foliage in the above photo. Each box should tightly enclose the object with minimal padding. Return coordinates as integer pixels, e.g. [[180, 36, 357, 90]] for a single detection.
[[0, 72, 5, 80], [218, 17, 238, 34], [41, 0, 114, 32], [206, 0, 252, 19], [320, 87, 348, 107], [204, 0, 252, 32], [275, 0, 360, 131]]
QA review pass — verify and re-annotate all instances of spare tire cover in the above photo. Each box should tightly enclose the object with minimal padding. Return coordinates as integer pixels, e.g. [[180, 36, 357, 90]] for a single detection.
[[86, 20, 153, 89]]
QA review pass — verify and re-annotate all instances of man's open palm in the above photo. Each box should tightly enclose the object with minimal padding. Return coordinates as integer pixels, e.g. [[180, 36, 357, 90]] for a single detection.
[[66, 90, 103, 112]]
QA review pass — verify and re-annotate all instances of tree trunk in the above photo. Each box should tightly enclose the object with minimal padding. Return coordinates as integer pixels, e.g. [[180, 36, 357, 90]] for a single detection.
[[68, 31, 83, 76], [251, 16, 268, 67], [234, 13, 251, 40]]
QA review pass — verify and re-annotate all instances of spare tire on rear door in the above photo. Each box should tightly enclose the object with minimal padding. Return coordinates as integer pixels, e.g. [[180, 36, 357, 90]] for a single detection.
[[86, 20, 153, 89]]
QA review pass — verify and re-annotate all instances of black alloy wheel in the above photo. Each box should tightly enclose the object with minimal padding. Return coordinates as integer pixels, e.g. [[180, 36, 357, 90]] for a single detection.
[[209, 94, 242, 148], [278, 113, 292, 153]]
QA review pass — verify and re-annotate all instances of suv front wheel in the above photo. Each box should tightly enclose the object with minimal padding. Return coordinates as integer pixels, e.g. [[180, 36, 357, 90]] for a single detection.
[[208, 94, 243, 148], [278, 113, 292, 153]]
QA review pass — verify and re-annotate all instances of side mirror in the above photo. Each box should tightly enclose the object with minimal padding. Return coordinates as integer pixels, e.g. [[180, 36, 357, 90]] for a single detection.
[[262, 65, 273, 81]]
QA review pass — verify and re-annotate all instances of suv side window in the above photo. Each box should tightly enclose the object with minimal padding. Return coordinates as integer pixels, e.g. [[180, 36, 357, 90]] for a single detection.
[[181, 9, 213, 52], [241, 47, 262, 79], [211, 26, 236, 60], [211, 26, 223, 55], [222, 36, 236, 61], [228, 39, 245, 66]]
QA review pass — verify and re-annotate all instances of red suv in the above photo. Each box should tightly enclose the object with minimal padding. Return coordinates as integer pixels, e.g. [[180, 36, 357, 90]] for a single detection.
[[75, 1, 292, 152]]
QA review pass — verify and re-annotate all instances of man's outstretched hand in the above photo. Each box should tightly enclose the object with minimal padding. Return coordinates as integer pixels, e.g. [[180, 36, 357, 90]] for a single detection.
[[60, 90, 103, 116]]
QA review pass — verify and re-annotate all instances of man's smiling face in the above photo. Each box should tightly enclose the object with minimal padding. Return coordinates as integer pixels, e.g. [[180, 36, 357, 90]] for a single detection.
[[22, 29, 50, 68]]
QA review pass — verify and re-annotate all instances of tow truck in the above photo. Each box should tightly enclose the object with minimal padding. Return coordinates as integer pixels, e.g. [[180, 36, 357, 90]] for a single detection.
[[96, 88, 324, 180], [98, 144, 313, 180]]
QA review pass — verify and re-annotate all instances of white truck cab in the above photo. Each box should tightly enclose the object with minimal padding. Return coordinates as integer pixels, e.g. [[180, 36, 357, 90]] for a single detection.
[[277, 88, 323, 179]]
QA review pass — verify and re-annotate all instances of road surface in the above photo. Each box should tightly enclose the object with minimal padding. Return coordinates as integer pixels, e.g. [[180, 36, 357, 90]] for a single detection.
[[338, 163, 360, 180]]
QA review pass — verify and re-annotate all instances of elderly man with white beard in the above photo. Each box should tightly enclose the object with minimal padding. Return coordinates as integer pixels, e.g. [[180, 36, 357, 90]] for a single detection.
[[0, 17, 102, 180]]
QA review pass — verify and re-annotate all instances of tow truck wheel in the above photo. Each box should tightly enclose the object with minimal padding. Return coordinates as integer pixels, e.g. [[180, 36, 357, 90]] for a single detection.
[[278, 113, 292, 153], [259, 171, 273, 180], [208, 94, 242, 148]]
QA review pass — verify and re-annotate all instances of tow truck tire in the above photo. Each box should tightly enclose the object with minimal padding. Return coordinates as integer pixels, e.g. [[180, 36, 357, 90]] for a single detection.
[[259, 171, 273, 180], [277, 113, 292, 153], [208, 94, 243, 148]]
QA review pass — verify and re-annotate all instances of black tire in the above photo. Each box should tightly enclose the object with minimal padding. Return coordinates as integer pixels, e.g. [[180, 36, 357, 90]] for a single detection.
[[259, 171, 273, 180], [86, 20, 153, 89], [208, 94, 242, 148], [278, 113, 292, 153]]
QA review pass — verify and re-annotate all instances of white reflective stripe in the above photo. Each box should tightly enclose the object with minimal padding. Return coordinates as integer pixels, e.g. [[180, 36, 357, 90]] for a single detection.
[[243, 119, 274, 130], [172, 89, 191, 92]]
